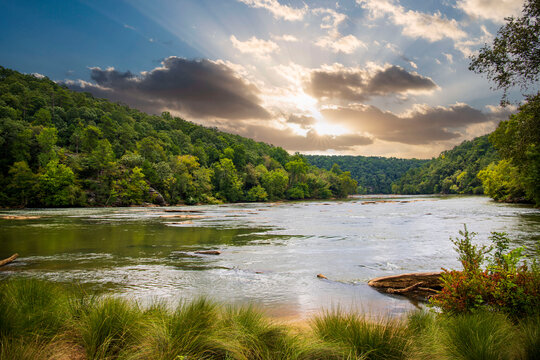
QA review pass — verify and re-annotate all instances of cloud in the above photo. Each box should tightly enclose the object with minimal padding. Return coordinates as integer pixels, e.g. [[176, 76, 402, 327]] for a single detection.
[[315, 34, 366, 54], [271, 34, 299, 42], [358, 0, 466, 42], [65, 57, 270, 120], [221, 122, 373, 151], [456, 0, 524, 23], [237, 0, 307, 21], [123, 24, 136, 30], [286, 114, 317, 129], [321, 102, 498, 145], [306, 64, 437, 102], [312, 8, 365, 54], [230, 35, 279, 58]]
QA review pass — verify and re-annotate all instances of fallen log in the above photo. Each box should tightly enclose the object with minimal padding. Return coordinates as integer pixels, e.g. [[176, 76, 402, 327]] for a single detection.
[[368, 272, 442, 300], [0, 253, 18, 267]]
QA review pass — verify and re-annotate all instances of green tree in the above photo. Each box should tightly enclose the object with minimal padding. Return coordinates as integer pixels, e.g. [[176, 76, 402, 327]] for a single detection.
[[7, 161, 37, 206], [36, 127, 58, 167], [261, 169, 288, 200], [469, 0, 540, 104], [212, 158, 242, 202], [38, 160, 80, 206], [112, 167, 149, 205]]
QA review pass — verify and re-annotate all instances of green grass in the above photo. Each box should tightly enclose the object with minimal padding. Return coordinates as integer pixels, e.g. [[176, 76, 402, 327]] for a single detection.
[[76, 297, 142, 359], [312, 309, 411, 360], [0, 278, 537, 360]]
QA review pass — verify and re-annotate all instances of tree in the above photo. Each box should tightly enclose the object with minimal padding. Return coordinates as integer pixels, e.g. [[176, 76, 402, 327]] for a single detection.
[[469, 0, 540, 104], [212, 158, 242, 202], [7, 161, 37, 206], [38, 160, 80, 206]]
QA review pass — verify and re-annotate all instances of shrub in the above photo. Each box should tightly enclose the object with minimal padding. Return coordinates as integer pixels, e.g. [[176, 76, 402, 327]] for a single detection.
[[430, 225, 540, 318]]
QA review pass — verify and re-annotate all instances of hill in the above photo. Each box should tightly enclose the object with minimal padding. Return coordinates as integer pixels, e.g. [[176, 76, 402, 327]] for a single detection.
[[305, 155, 427, 194], [0, 66, 358, 207], [391, 135, 499, 195]]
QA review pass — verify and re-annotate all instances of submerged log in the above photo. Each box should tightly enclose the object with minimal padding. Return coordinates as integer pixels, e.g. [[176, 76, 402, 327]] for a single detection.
[[195, 250, 221, 255], [368, 272, 442, 300], [0, 253, 18, 267]]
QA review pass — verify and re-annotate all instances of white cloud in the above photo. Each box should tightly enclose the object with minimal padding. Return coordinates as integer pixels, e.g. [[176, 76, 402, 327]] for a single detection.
[[456, 0, 524, 23], [443, 53, 453, 63], [237, 0, 307, 21], [315, 34, 366, 54], [230, 35, 280, 58], [312, 8, 365, 54], [271, 34, 299, 42], [358, 0, 467, 42]]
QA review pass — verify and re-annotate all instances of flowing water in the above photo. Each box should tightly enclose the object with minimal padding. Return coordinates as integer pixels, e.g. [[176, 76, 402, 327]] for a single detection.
[[1, 196, 538, 318]]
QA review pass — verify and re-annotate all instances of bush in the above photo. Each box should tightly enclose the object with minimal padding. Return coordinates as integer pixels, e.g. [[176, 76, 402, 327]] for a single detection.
[[430, 225, 540, 318]]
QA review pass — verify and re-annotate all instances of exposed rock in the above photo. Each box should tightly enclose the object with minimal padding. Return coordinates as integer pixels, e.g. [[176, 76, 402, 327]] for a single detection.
[[149, 187, 166, 206], [317, 273, 328, 279], [195, 250, 221, 255]]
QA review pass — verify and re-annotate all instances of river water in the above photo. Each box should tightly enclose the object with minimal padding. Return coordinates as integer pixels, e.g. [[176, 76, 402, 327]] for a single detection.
[[1, 196, 538, 318]]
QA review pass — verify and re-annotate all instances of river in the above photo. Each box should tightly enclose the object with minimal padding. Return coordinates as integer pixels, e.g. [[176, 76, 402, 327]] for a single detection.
[[1, 195, 538, 318]]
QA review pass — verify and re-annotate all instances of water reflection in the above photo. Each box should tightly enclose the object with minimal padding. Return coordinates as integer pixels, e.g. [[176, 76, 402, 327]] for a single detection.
[[0, 196, 538, 317]]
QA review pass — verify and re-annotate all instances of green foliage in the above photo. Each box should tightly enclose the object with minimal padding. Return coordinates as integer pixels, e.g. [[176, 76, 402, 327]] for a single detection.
[[469, 0, 540, 104], [477, 160, 525, 202], [480, 94, 540, 205], [306, 155, 427, 194], [393, 135, 499, 195], [430, 226, 540, 318], [0, 66, 359, 207]]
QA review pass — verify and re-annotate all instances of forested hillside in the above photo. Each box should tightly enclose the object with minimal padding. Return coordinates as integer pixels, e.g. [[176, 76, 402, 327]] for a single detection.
[[392, 135, 499, 195], [0, 67, 358, 207], [305, 155, 427, 194]]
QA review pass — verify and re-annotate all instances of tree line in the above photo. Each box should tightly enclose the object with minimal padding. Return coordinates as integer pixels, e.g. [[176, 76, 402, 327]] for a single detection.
[[305, 155, 427, 194], [0, 67, 357, 207]]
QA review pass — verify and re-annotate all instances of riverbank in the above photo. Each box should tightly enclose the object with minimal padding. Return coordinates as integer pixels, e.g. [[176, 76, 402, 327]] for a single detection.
[[1, 278, 538, 360]]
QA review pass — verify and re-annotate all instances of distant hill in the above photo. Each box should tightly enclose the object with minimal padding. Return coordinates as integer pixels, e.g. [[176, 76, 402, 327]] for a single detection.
[[0, 66, 358, 207], [305, 155, 427, 194], [391, 135, 499, 195]]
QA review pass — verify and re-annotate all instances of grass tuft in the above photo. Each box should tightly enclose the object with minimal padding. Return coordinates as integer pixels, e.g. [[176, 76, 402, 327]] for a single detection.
[[312, 308, 411, 360], [77, 296, 142, 359], [438, 311, 517, 360]]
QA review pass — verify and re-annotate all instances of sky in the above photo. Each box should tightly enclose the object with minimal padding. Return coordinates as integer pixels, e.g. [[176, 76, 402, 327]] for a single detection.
[[0, 0, 525, 158]]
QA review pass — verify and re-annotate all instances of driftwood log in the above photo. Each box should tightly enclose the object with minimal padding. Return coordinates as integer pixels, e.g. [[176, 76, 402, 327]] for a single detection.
[[0, 253, 18, 267], [368, 272, 442, 300]]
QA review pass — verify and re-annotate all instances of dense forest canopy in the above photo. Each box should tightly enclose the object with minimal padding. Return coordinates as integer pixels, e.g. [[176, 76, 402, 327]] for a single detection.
[[305, 155, 427, 194], [0, 66, 358, 207], [392, 135, 498, 195]]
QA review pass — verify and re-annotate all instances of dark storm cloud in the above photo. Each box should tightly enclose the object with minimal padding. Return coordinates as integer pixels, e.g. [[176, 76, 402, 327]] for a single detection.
[[366, 66, 437, 95], [66, 57, 271, 120], [306, 65, 437, 102], [322, 103, 492, 145]]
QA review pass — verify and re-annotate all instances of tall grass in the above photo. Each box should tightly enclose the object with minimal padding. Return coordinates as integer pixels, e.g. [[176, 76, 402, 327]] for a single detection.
[[76, 297, 142, 359], [518, 314, 540, 360], [0, 279, 537, 360], [312, 309, 411, 360], [437, 311, 518, 360], [0, 278, 68, 339]]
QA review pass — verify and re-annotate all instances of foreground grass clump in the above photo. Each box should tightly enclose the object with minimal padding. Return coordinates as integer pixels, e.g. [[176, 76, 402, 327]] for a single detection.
[[312, 309, 411, 360], [0, 278, 539, 359]]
